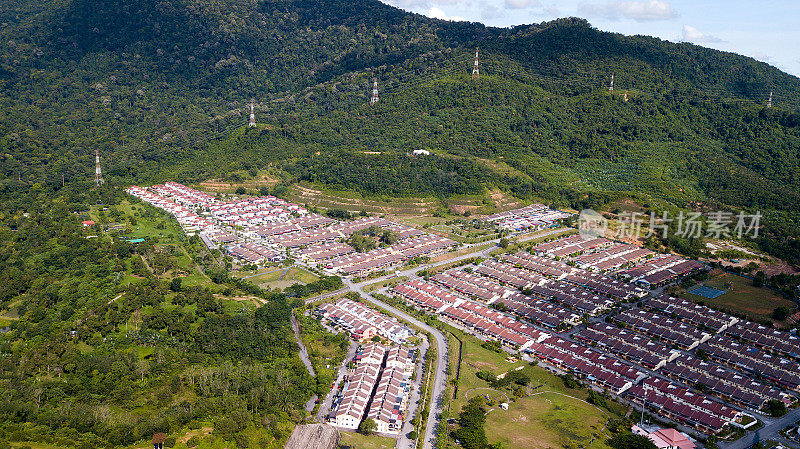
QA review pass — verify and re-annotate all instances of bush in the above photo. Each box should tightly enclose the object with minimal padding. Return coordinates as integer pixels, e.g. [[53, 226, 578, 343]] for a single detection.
[[481, 340, 502, 353], [476, 370, 496, 382], [187, 436, 200, 448], [325, 208, 352, 220], [607, 433, 658, 449], [561, 373, 579, 389]]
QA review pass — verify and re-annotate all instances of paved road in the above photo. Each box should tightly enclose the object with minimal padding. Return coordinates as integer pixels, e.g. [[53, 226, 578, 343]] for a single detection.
[[290, 311, 316, 377], [517, 226, 574, 242], [353, 240, 499, 289], [346, 277, 449, 449], [304, 287, 349, 304], [721, 410, 800, 449], [397, 329, 431, 446]]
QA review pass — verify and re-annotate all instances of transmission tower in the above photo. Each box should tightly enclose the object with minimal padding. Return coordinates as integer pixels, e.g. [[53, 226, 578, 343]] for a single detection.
[[370, 78, 379, 105], [472, 49, 480, 80], [94, 149, 104, 187], [767, 90, 773, 108], [248, 101, 256, 127], [609, 74, 614, 93]]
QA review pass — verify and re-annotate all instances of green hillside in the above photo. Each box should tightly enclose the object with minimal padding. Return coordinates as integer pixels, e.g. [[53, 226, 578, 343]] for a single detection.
[[0, 2, 798, 256]]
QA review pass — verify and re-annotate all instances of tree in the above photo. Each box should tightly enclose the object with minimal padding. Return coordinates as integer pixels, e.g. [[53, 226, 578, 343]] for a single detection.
[[753, 270, 766, 287], [771, 306, 792, 321], [359, 418, 377, 435], [235, 187, 246, 195], [170, 277, 182, 292], [499, 238, 510, 249], [765, 399, 787, 417], [607, 433, 658, 449], [452, 397, 488, 449]]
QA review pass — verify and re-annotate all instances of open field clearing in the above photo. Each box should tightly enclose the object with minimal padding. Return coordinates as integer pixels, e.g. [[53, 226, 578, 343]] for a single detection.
[[485, 391, 614, 449], [676, 269, 797, 323], [340, 431, 396, 449]]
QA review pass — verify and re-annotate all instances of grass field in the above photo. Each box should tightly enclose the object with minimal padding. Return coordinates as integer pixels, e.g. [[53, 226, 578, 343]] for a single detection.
[[447, 326, 529, 413], [339, 431, 396, 449], [394, 215, 448, 228], [445, 324, 624, 449], [677, 269, 797, 323], [89, 200, 186, 245], [430, 242, 494, 264], [485, 391, 614, 449], [236, 266, 319, 290]]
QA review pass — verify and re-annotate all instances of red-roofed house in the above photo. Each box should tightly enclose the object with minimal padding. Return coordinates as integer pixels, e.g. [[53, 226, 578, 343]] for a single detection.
[[632, 426, 695, 449]]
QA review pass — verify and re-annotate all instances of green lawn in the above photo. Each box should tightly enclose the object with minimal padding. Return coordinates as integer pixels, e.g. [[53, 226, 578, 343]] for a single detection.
[[395, 215, 449, 228], [485, 391, 614, 449], [90, 199, 187, 245], [676, 269, 797, 323], [340, 431, 396, 449], [447, 325, 529, 412], [445, 323, 625, 449], [236, 266, 319, 290]]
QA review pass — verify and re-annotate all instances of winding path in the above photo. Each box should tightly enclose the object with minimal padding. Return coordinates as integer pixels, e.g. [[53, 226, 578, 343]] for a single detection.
[[290, 311, 316, 377]]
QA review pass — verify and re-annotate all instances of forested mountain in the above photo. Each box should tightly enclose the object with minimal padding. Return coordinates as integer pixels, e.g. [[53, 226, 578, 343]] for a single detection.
[[1, 0, 798, 199], [1, 0, 798, 252]]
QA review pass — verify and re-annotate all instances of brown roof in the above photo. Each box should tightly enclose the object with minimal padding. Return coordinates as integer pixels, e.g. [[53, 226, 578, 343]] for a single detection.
[[152, 433, 167, 444]]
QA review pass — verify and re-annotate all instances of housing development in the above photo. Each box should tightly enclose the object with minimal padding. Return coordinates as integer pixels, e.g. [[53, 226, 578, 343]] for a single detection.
[[313, 298, 418, 436], [126, 182, 457, 275], [123, 183, 798, 447], [387, 232, 798, 438]]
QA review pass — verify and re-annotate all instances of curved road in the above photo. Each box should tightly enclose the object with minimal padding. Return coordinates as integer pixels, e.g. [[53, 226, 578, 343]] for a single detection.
[[345, 277, 449, 449]]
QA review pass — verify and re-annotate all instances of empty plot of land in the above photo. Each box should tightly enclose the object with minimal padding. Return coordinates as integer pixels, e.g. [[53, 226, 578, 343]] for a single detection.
[[237, 266, 319, 289], [485, 392, 613, 449], [286, 183, 439, 214], [339, 432, 396, 449], [680, 270, 797, 322]]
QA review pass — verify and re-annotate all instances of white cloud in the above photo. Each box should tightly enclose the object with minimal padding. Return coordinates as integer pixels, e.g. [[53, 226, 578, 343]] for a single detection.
[[681, 25, 723, 43], [481, 4, 503, 19], [579, 0, 677, 21], [426, 6, 465, 21], [383, 0, 465, 11], [504, 0, 541, 9]]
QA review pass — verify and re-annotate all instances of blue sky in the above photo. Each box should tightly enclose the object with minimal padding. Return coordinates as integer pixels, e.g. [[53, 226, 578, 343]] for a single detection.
[[380, 0, 800, 77]]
